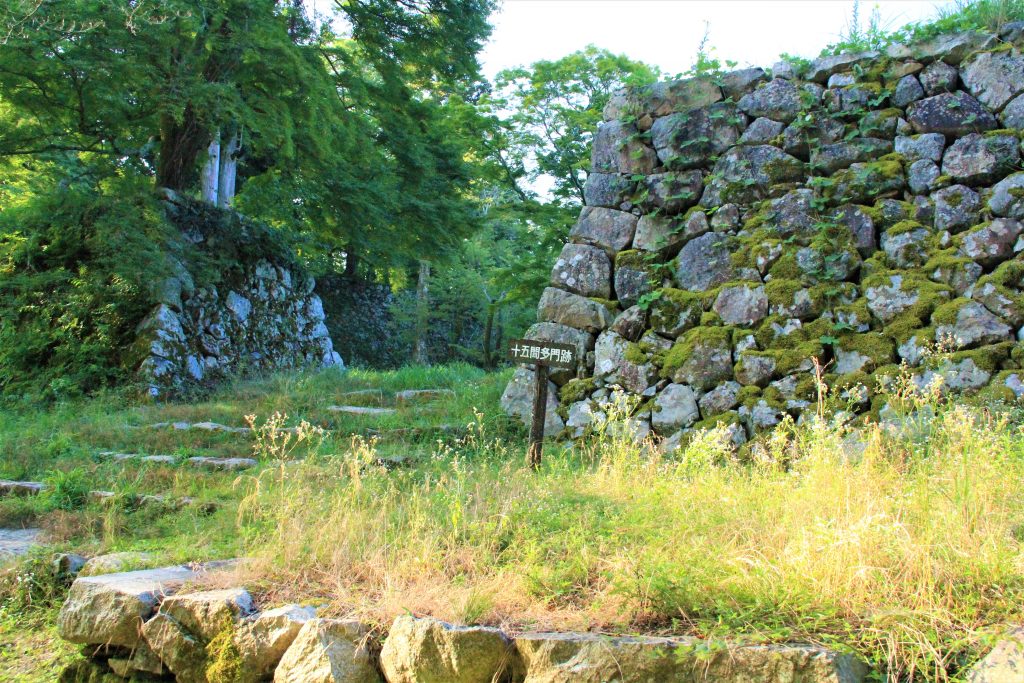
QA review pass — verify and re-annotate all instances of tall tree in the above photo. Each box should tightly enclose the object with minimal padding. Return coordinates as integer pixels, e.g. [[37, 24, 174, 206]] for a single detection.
[[491, 45, 659, 206]]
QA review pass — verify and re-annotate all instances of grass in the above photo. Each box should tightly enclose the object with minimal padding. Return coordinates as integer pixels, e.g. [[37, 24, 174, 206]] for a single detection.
[[1, 363, 1023, 681], [820, 0, 1024, 57]]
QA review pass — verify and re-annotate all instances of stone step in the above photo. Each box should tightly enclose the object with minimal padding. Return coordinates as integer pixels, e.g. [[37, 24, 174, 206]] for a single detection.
[[395, 388, 456, 404], [187, 456, 258, 471], [0, 528, 43, 564], [99, 452, 177, 465], [88, 490, 217, 513], [365, 424, 464, 440], [327, 405, 397, 416], [0, 480, 45, 496], [337, 388, 386, 405], [98, 452, 258, 472], [148, 420, 251, 434]]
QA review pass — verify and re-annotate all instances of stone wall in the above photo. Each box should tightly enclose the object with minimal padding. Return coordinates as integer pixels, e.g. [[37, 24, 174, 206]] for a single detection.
[[503, 27, 1024, 445], [56, 562, 869, 681], [134, 193, 342, 396]]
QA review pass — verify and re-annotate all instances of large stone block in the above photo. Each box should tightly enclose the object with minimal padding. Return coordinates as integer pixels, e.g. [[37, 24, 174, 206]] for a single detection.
[[906, 92, 998, 136], [594, 330, 658, 395], [700, 145, 804, 207], [550, 244, 612, 299], [235, 604, 317, 681], [537, 287, 611, 334], [639, 171, 703, 216], [652, 383, 700, 434], [582, 173, 635, 209], [380, 615, 516, 683], [57, 565, 198, 648], [941, 133, 1020, 186], [274, 618, 380, 683], [737, 78, 804, 123], [651, 103, 743, 169], [569, 206, 638, 256], [501, 366, 565, 437], [590, 120, 657, 175], [514, 631, 867, 683], [961, 49, 1024, 111], [674, 233, 735, 292]]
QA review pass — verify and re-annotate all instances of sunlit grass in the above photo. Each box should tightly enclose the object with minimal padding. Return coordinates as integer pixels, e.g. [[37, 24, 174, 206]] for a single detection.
[[1, 364, 1023, 680], [235, 394, 1024, 681]]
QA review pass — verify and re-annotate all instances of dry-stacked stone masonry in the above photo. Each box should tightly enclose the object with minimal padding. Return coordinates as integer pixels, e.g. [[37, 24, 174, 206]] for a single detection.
[[134, 192, 343, 397], [503, 27, 1024, 446]]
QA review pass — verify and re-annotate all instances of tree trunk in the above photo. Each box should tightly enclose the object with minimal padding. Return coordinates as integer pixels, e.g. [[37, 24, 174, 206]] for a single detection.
[[414, 260, 431, 366], [200, 130, 221, 203], [217, 128, 240, 208], [157, 106, 211, 191], [344, 250, 359, 279], [481, 302, 496, 370]]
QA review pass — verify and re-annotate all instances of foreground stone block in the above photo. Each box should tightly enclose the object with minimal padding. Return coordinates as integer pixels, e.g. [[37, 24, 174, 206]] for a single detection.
[[141, 612, 207, 683], [907, 92, 997, 136], [0, 528, 42, 564], [380, 615, 516, 683], [159, 588, 255, 641], [235, 604, 317, 680], [274, 618, 380, 683], [57, 565, 198, 648], [515, 631, 868, 683], [968, 628, 1024, 682]]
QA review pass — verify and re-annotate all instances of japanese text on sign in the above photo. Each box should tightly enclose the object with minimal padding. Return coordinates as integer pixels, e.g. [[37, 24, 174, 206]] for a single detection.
[[506, 339, 576, 370]]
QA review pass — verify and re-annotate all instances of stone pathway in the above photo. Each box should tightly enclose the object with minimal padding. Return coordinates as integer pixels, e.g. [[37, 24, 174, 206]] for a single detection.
[[395, 388, 455, 404], [0, 480, 216, 512], [327, 405, 397, 416], [0, 528, 42, 563], [337, 388, 386, 404], [148, 420, 251, 434], [99, 452, 258, 471]]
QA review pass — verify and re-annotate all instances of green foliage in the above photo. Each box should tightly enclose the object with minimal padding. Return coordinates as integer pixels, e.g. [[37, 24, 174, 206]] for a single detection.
[[490, 45, 659, 206], [0, 176, 174, 400], [40, 468, 91, 512]]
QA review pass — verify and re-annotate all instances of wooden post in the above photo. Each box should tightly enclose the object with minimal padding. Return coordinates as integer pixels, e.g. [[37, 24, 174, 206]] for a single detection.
[[526, 364, 548, 470]]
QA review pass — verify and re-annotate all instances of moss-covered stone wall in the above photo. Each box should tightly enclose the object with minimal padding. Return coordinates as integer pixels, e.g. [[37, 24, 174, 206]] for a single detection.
[[133, 192, 342, 397], [503, 28, 1024, 446]]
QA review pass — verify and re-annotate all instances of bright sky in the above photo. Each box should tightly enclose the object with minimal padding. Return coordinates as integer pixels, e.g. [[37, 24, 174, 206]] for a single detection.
[[478, 0, 957, 79]]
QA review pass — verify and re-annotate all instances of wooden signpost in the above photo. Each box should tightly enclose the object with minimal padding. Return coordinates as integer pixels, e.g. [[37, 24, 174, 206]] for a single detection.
[[506, 338, 577, 470]]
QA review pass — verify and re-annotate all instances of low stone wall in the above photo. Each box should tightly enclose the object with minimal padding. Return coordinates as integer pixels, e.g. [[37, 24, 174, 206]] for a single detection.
[[56, 562, 870, 681], [135, 193, 343, 396], [503, 27, 1024, 445]]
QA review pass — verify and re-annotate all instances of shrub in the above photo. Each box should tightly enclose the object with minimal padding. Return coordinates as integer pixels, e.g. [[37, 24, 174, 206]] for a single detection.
[[0, 175, 173, 401]]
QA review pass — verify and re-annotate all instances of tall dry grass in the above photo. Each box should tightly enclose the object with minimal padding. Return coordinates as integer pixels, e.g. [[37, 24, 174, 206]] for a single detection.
[[236, 389, 1024, 680]]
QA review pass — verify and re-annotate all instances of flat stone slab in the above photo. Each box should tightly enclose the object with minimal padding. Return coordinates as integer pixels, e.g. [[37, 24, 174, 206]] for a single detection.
[[395, 389, 456, 404], [99, 452, 177, 465], [0, 480, 44, 496], [0, 528, 43, 563], [515, 632, 868, 682], [327, 405, 397, 416], [187, 456, 258, 471], [337, 388, 386, 404], [148, 421, 251, 434], [88, 490, 212, 512], [100, 452, 257, 472]]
